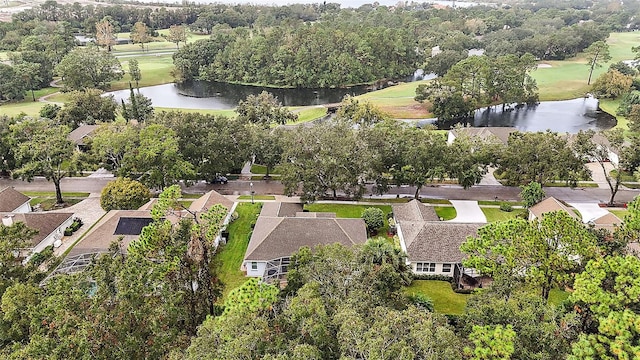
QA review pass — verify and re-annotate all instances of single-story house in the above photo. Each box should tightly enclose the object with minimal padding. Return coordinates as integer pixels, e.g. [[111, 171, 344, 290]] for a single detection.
[[0, 187, 31, 213], [528, 197, 579, 221], [1, 212, 73, 257], [68, 190, 235, 256], [393, 200, 483, 278], [565, 132, 631, 166], [68, 125, 98, 152], [447, 127, 517, 146], [590, 212, 623, 232], [242, 203, 367, 282]]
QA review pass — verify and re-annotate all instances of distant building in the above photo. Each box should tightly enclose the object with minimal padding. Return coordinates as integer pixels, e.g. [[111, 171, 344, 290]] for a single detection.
[[447, 127, 518, 145]]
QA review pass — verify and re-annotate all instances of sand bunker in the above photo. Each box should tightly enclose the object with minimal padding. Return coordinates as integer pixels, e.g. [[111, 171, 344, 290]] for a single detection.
[[537, 63, 552, 68]]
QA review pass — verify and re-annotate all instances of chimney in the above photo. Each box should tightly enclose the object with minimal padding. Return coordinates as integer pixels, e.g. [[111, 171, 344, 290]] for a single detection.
[[2, 215, 13, 227]]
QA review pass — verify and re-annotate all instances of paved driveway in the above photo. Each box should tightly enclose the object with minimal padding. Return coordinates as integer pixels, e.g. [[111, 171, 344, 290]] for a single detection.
[[449, 200, 487, 223], [50, 194, 106, 256], [568, 202, 610, 223]]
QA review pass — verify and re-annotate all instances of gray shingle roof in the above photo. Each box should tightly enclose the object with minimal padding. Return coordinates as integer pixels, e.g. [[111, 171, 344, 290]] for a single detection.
[[405, 222, 484, 263], [188, 190, 233, 213], [67, 125, 98, 145], [450, 127, 517, 145], [260, 202, 304, 217], [393, 200, 439, 222], [244, 217, 367, 261], [0, 187, 30, 212]]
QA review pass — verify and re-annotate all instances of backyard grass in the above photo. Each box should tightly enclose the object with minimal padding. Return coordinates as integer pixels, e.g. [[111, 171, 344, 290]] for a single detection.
[[610, 169, 636, 182], [404, 280, 470, 315], [215, 202, 262, 299], [237, 195, 276, 201], [23, 191, 90, 198], [304, 203, 393, 235], [180, 193, 205, 199], [434, 206, 457, 220], [481, 207, 527, 222]]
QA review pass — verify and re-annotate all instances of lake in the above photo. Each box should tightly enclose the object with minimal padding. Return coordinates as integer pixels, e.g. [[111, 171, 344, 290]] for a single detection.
[[414, 97, 616, 133]]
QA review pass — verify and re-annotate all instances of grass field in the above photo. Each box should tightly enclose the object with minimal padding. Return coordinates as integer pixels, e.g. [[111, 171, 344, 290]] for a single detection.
[[293, 106, 327, 123], [304, 203, 393, 236], [404, 280, 470, 314], [215, 203, 262, 299], [237, 195, 276, 201], [609, 209, 629, 219], [434, 206, 456, 220], [356, 79, 433, 119], [481, 207, 527, 222]]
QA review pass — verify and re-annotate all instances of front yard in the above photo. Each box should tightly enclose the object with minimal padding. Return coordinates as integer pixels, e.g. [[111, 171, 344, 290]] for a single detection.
[[304, 203, 393, 236]]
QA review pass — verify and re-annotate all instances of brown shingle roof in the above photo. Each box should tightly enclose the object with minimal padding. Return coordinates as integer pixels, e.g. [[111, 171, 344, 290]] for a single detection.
[[529, 197, 578, 219], [1, 212, 72, 246], [0, 187, 30, 212], [260, 202, 304, 217], [68, 210, 152, 256], [244, 217, 367, 261], [405, 222, 484, 263], [592, 212, 623, 231], [393, 200, 439, 222], [188, 190, 233, 213], [67, 125, 98, 145]]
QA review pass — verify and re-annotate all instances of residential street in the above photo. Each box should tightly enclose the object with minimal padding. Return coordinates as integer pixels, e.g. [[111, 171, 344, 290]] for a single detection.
[[2, 176, 639, 204]]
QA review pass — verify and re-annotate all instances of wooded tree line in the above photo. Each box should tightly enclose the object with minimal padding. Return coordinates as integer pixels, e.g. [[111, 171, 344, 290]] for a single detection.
[[2, 191, 640, 358]]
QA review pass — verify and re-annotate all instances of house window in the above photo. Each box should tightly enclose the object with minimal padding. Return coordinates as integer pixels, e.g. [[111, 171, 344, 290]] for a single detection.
[[251, 262, 257, 270], [416, 262, 436, 272], [442, 264, 452, 273]]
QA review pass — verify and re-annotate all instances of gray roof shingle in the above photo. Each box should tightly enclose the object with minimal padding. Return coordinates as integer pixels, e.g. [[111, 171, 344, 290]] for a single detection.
[[405, 222, 484, 263], [393, 200, 439, 222], [0, 212, 72, 246]]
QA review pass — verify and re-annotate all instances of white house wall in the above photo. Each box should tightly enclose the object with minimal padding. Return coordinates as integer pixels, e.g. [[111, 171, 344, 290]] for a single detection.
[[411, 262, 456, 277], [33, 217, 73, 254], [13, 202, 31, 213], [243, 260, 267, 277]]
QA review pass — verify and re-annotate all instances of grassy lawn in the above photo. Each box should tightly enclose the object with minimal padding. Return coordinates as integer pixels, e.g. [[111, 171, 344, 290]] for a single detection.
[[543, 181, 598, 188], [23, 191, 90, 198], [477, 200, 524, 206], [154, 107, 237, 117], [599, 98, 628, 131], [250, 164, 282, 175], [215, 203, 262, 299], [434, 206, 456, 220], [610, 169, 636, 182], [111, 55, 176, 91], [404, 280, 470, 315], [481, 207, 527, 222], [237, 195, 276, 201], [355, 79, 433, 119], [420, 198, 452, 205], [30, 197, 83, 211], [609, 209, 629, 219], [548, 288, 570, 307], [304, 203, 393, 235], [293, 106, 327, 124]]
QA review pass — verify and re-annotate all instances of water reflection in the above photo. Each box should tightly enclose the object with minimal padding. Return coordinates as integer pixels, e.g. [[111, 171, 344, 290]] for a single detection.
[[413, 97, 616, 133]]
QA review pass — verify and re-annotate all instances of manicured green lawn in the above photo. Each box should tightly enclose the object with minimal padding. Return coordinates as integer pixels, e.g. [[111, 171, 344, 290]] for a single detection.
[[215, 203, 262, 299], [111, 55, 176, 90], [421, 198, 452, 205], [304, 203, 393, 235], [599, 98, 628, 131], [237, 195, 276, 201], [293, 106, 327, 123], [355, 79, 433, 119], [23, 191, 90, 198], [477, 200, 524, 206], [481, 207, 527, 222], [29, 197, 84, 211], [250, 164, 282, 175], [404, 280, 470, 315], [434, 206, 456, 220], [609, 209, 629, 219]]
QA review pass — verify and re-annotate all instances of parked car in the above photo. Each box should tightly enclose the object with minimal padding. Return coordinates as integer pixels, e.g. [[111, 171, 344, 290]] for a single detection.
[[210, 175, 228, 184]]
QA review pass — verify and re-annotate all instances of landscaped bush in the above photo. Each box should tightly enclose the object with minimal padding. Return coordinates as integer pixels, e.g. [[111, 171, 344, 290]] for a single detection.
[[100, 177, 151, 211], [407, 292, 435, 312], [499, 203, 513, 212], [362, 207, 385, 235], [64, 218, 83, 236], [28, 245, 55, 267], [412, 274, 453, 282]]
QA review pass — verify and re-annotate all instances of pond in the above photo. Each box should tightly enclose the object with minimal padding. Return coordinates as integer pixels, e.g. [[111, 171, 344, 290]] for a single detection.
[[107, 71, 432, 109], [414, 97, 616, 133]]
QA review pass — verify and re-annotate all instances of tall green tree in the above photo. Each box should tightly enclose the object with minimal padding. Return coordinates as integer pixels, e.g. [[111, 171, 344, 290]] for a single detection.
[[133, 124, 195, 189], [519, 181, 545, 208], [466, 325, 516, 360], [236, 91, 297, 126], [55, 89, 117, 129], [569, 256, 640, 360], [10, 119, 80, 204], [100, 177, 151, 211], [166, 24, 187, 50], [130, 22, 151, 52], [585, 40, 611, 85], [128, 59, 141, 88], [461, 211, 600, 300], [90, 122, 139, 174], [55, 48, 123, 90], [13, 62, 42, 102]]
